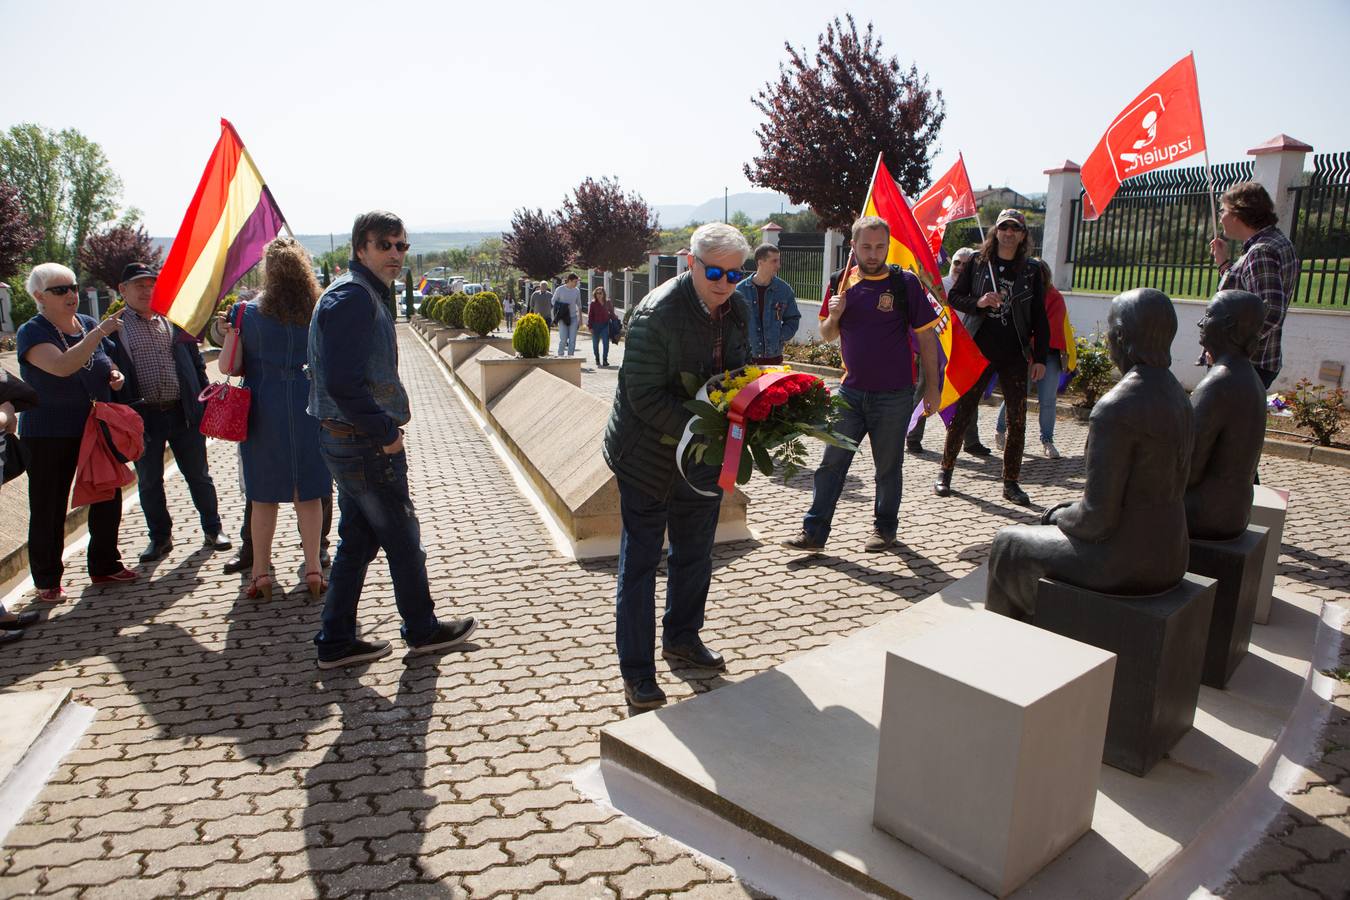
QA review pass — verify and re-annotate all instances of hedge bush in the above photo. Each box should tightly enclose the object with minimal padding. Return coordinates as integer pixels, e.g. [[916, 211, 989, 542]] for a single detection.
[[512, 313, 549, 358], [442, 292, 468, 328], [463, 291, 502, 337]]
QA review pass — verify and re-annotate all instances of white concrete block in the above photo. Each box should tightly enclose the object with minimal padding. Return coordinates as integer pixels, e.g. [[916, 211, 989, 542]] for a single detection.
[[873, 612, 1116, 898], [1250, 485, 1289, 625]]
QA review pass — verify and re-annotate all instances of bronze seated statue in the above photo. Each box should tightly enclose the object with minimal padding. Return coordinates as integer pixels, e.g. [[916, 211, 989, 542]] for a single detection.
[[988, 288, 1194, 620], [1185, 290, 1269, 540]]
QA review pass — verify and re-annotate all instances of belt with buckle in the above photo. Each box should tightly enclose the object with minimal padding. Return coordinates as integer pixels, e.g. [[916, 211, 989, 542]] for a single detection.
[[141, 400, 179, 412], [320, 419, 361, 436]]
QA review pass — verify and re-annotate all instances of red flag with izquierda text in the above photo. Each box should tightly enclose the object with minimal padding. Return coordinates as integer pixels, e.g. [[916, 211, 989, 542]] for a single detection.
[[1080, 53, 1207, 220], [912, 153, 978, 256]]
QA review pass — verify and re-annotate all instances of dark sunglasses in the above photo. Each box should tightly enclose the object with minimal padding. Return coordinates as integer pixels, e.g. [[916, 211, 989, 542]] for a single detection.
[[696, 257, 746, 284], [46, 284, 80, 296], [996, 222, 1025, 232], [373, 239, 411, 252]]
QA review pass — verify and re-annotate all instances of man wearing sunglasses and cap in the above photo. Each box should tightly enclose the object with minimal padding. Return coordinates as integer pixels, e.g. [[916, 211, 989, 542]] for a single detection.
[[307, 210, 478, 670], [106, 261, 229, 563], [603, 222, 752, 710]]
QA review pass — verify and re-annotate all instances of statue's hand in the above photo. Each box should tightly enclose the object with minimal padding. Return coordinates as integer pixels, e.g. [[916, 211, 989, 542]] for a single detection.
[[1041, 501, 1072, 526]]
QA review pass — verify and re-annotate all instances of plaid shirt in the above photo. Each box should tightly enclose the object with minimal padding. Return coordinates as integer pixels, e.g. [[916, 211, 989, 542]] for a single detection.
[[1219, 225, 1298, 374], [120, 308, 180, 403]]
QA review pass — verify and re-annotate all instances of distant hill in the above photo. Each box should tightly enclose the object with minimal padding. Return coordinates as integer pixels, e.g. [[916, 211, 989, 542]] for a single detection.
[[655, 192, 804, 228], [151, 231, 498, 260]]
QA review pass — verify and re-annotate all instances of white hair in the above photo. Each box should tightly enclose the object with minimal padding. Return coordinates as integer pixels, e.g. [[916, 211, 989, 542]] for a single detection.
[[689, 222, 751, 262], [952, 247, 976, 262], [26, 262, 77, 297]]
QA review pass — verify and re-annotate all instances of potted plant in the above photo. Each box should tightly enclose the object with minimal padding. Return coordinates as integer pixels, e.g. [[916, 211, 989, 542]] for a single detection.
[[1068, 334, 1116, 421]]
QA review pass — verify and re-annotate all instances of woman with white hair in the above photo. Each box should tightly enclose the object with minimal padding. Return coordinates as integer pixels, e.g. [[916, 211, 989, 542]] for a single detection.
[[16, 263, 136, 602]]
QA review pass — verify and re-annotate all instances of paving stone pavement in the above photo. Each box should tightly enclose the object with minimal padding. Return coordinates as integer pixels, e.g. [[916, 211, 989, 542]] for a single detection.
[[0, 323, 1345, 898]]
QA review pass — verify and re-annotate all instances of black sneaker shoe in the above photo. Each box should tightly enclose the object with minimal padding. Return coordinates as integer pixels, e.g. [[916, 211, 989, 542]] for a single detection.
[[1003, 480, 1032, 506], [624, 678, 667, 710], [964, 443, 992, 457], [781, 531, 825, 552], [662, 639, 726, 671], [138, 539, 173, 563], [223, 550, 253, 575], [934, 469, 953, 497], [408, 618, 478, 655], [317, 639, 393, 670], [203, 533, 232, 551], [905, 442, 926, 455]]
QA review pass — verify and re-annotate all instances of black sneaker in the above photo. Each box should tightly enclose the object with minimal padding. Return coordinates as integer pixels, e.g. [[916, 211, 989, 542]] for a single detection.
[[624, 678, 667, 710], [964, 443, 993, 457], [781, 531, 825, 552], [934, 469, 953, 497], [1003, 480, 1032, 506], [317, 639, 393, 670], [662, 639, 726, 671], [138, 539, 173, 563], [905, 442, 926, 456], [408, 618, 478, 655]]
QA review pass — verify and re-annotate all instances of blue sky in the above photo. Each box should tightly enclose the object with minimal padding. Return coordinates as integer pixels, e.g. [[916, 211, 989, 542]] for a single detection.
[[4, 0, 1348, 234]]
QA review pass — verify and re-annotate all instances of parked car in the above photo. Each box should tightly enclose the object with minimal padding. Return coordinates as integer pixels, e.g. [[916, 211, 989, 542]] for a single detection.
[[463, 283, 484, 295]]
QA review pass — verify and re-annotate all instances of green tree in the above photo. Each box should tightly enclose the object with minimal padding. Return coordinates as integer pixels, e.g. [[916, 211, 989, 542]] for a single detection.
[[61, 129, 123, 274]]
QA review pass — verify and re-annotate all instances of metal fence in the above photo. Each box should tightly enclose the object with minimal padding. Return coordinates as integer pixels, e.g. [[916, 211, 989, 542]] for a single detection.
[[1066, 161, 1253, 300], [1288, 152, 1350, 307], [777, 232, 825, 301]]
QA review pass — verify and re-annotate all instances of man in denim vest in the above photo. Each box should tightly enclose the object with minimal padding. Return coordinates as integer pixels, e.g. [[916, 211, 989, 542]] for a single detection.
[[307, 210, 478, 669], [734, 243, 801, 365]]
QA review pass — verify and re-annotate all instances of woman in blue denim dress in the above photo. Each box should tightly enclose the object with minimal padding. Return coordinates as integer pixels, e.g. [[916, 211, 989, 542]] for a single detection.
[[221, 238, 332, 599]]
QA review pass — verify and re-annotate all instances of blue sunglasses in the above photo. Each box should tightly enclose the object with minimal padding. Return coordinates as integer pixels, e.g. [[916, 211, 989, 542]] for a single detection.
[[696, 256, 747, 284]]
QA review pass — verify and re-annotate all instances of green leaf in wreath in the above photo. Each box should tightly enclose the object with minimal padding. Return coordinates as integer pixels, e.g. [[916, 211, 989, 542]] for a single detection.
[[680, 372, 703, 398], [751, 442, 774, 476], [683, 399, 723, 419], [736, 444, 754, 484]]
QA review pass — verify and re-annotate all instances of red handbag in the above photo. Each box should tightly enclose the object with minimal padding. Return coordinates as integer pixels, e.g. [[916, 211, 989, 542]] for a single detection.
[[198, 382, 251, 442]]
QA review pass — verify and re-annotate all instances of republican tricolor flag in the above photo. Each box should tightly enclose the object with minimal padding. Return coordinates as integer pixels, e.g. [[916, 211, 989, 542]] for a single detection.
[[151, 119, 287, 335], [819, 155, 987, 431]]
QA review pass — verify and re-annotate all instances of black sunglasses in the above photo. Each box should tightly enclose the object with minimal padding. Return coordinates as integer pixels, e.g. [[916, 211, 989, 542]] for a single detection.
[[374, 239, 411, 252], [46, 284, 80, 296], [696, 257, 746, 284], [996, 222, 1025, 232]]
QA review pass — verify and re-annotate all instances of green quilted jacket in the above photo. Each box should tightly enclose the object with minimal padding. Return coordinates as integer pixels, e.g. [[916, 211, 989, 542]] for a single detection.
[[603, 272, 750, 498]]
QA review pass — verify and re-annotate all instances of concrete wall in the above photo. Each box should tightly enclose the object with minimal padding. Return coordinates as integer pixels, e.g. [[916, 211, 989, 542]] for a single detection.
[[1063, 291, 1350, 392]]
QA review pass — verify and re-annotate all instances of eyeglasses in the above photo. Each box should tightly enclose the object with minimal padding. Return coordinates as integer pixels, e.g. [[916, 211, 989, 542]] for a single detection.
[[995, 222, 1025, 232], [373, 239, 412, 253], [695, 257, 746, 284], [46, 284, 80, 296]]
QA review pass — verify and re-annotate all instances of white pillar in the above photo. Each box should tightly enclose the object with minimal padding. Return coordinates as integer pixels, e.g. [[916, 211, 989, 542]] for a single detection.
[[760, 222, 782, 248], [1041, 160, 1082, 291], [603, 270, 613, 300], [648, 253, 659, 294], [821, 229, 844, 300], [623, 267, 633, 310], [1247, 134, 1312, 234], [0, 282, 12, 332], [676, 249, 690, 276]]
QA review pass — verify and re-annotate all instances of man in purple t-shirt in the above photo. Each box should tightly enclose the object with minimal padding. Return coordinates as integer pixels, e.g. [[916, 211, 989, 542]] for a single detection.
[[783, 216, 941, 553]]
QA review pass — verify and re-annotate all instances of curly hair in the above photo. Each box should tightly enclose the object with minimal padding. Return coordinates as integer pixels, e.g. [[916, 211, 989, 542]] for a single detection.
[[259, 237, 319, 326]]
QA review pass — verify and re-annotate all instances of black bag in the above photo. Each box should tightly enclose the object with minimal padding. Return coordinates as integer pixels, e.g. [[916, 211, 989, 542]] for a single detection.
[[3, 433, 26, 484], [552, 301, 571, 327]]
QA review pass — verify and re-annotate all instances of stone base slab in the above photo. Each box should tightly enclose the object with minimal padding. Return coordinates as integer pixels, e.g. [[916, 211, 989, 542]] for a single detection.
[[597, 567, 1328, 899], [1250, 486, 1289, 625], [1190, 526, 1270, 689]]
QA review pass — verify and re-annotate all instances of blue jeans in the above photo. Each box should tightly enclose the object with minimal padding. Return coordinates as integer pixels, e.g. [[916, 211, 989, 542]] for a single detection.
[[591, 326, 610, 364], [314, 431, 438, 656], [557, 319, 579, 355], [615, 466, 722, 681], [135, 406, 222, 543], [803, 385, 914, 545], [996, 353, 1061, 444]]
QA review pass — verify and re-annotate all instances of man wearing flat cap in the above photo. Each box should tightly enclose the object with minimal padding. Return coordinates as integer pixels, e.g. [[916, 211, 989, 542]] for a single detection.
[[107, 262, 230, 563]]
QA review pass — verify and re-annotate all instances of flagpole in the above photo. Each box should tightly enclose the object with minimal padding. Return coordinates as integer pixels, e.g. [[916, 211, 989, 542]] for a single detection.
[[835, 151, 886, 300], [1186, 51, 1221, 239]]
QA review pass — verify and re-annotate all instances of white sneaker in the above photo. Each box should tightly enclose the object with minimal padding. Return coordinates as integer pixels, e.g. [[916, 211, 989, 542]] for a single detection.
[[995, 432, 1006, 451], [1043, 441, 1061, 459]]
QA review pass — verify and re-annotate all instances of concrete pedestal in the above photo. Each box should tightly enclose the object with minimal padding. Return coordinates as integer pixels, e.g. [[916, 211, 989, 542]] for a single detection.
[[874, 613, 1115, 898], [1035, 574, 1216, 776], [1250, 487, 1289, 625], [1189, 526, 1270, 689]]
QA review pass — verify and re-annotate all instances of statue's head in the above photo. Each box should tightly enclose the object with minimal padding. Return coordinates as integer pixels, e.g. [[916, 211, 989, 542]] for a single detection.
[[1107, 288, 1176, 373], [1199, 289, 1266, 357]]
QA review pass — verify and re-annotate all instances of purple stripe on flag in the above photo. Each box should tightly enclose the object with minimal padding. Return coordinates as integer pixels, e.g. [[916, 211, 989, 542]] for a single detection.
[[217, 186, 286, 301], [906, 337, 953, 436]]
